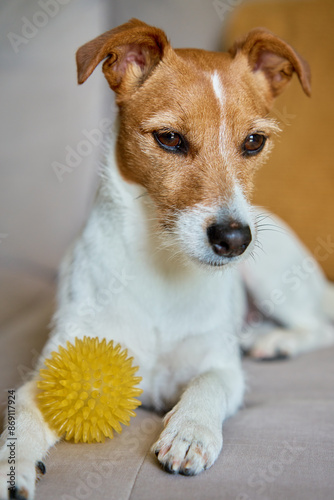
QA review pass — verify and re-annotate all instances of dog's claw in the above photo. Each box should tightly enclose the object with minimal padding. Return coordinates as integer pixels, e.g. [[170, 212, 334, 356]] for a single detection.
[[180, 467, 196, 476], [161, 461, 177, 474], [36, 461, 46, 475]]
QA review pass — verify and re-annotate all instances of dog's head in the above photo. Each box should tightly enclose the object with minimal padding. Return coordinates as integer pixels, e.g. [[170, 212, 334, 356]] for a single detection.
[[76, 19, 310, 267]]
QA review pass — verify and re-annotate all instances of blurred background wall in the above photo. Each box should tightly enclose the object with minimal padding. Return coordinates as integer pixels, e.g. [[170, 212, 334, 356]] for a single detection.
[[0, 0, 229, 326], [0, 0, 333, 329]]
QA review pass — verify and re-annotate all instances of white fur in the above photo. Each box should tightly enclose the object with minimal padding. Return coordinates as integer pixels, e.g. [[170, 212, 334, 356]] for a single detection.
[[211, 71, 225, 107], [210, 71, 229, 165], [174, 184, 256, 268], [1, 59, 334, 500], [1, 144, 332, 497]]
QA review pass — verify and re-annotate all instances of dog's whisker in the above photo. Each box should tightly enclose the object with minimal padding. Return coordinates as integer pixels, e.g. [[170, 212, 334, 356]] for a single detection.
[[134, 191, 149, 200], [253, 241, 266, 256], [256, 227, 287, 236]]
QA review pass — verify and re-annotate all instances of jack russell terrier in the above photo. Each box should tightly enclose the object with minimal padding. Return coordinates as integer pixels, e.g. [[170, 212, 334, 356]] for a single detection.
[[1, 18, 333, 500]]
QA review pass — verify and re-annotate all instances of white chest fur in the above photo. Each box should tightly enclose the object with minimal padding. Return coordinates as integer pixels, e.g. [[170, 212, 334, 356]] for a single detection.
[[46, 152, 246, 409]]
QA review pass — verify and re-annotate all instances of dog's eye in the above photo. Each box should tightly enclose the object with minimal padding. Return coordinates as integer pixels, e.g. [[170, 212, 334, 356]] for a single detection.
[[242, 134, 266, 157], [153, 131, 188, 154]]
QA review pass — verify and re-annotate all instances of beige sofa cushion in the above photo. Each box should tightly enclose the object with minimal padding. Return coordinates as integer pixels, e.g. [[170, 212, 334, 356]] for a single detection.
[[1, 299, 333, 500]]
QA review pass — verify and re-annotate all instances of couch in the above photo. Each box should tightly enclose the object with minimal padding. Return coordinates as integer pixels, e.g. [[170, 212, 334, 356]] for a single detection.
[[1, 1, 333, 499]]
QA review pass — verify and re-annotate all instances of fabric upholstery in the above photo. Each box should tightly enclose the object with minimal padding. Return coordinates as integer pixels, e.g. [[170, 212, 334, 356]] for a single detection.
[[0, 299, 333, 500], [1, 1, 333, 499]]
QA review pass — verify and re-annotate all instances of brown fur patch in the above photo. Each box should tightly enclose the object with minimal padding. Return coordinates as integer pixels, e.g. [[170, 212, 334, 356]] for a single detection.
[[115, 47, 277, 227], [76, 21, 310, 229], [15, 487, 29, 499]]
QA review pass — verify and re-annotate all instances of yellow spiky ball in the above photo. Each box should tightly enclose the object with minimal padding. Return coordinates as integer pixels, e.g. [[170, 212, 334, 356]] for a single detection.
[[37, 337, 143, 443]]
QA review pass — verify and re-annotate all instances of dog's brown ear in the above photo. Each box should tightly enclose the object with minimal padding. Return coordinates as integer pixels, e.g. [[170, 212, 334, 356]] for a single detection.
[[229, 28, 311, 102], [76, 18, 169, 95]]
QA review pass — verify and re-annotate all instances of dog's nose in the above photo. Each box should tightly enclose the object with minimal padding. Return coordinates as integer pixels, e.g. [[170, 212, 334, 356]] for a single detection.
[[207, 222, 252, 258]]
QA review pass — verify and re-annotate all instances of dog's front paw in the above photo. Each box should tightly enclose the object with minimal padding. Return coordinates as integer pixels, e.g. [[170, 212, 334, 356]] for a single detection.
[[0, 459, 43, 500], [152, 409, 222, 476]]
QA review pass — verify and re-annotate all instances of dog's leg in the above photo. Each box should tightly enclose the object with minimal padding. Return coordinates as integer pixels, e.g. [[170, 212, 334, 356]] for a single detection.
[[152, 365, 244, 475], [0, 378, 59, 500], [249, 322, 334, 360], [242, 211, 334, 359]]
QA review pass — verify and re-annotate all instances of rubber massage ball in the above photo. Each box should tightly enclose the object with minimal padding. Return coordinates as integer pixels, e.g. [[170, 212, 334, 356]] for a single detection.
[[37, 336, 143, 443]]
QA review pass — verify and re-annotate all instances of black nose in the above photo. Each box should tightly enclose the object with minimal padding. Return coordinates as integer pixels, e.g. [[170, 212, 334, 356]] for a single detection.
[[207, 222, 252, 258]]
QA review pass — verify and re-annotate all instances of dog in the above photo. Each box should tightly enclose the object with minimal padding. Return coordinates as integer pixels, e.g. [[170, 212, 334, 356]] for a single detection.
[[1, 18, 333, 500]]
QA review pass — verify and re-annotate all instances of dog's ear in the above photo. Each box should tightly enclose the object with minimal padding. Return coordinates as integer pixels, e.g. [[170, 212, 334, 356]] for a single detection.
[[76, 18, 169, 95], [229, 28, 311, 104]]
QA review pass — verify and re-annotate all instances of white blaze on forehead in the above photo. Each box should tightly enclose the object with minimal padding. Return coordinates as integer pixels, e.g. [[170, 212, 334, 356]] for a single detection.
[[210, 71, 229, 164], [211, 71, 225, 108]]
